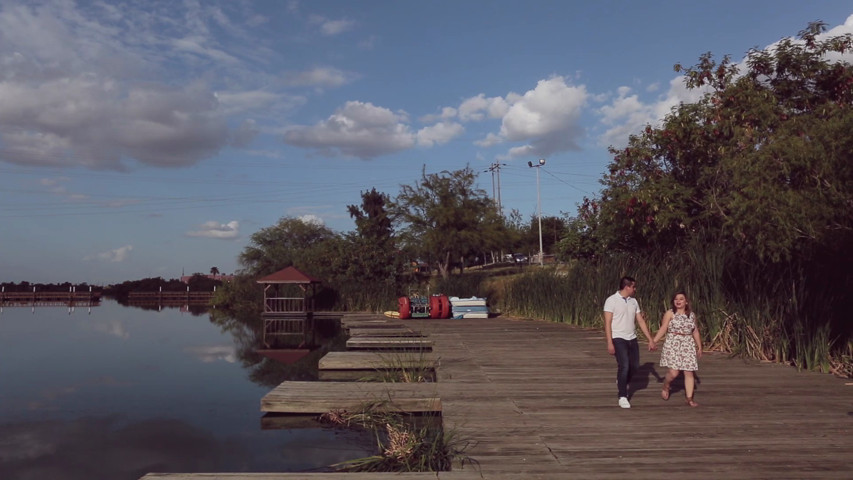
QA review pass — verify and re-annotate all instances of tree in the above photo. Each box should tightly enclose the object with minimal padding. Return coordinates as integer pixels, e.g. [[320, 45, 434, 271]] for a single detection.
[[210, 266, 220, 278], [343, 188, 405, 290], [392, 166, 505, 279], [567, 22, 853, 262], [238, 217, 338, 276]]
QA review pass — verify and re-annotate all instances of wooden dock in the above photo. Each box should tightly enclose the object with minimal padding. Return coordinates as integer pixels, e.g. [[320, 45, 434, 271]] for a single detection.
[[0, 290, 101, 307], [317, 351, 437, 380], [345, 336, 433, 350], [318, 351, 437, 370], [261, 381, 440, 413], [142, 314, 852, 479], [348, 327, 423, 337]]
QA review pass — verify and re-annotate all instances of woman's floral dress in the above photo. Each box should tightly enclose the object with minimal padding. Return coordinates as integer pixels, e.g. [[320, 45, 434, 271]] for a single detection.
[[660, 311, 698, 371]]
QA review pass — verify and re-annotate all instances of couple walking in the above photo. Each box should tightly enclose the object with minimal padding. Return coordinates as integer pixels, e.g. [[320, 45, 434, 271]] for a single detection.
[[603, 276, 702, 408]]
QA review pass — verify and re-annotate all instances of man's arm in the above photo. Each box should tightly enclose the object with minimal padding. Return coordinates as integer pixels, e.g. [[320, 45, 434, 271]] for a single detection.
[[604, 311, 615, 355], [636, 311, 656, 350]]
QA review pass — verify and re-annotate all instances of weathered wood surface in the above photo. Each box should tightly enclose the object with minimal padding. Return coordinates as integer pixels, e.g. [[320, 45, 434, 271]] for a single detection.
[[142, 314, 851, 480], [260, 380, 440, 414], [349, 327, 423, 337], [405, 316, 853, 479], [345, 336, 433, 350], [319, 351, 436, 370], [341, 319, 403, 329]]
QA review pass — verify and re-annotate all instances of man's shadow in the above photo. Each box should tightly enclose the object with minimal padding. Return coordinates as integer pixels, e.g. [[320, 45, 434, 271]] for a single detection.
[[630, 362, 701, 398]]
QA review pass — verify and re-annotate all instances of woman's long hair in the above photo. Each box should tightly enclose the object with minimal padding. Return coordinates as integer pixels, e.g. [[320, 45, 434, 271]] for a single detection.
[[670, 290, 692, 317]]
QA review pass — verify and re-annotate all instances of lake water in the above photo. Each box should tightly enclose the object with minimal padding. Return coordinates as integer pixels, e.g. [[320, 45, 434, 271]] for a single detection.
[[0, 300, 374, 480]]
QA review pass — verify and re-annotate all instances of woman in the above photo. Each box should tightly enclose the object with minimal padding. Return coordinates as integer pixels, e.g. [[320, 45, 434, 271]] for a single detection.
[[653, 291, 703, 407]]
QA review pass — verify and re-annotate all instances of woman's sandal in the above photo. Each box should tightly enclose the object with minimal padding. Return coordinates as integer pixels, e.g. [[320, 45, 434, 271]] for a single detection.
[[685, 396, 699, 407], [661, 383, 670, 401]]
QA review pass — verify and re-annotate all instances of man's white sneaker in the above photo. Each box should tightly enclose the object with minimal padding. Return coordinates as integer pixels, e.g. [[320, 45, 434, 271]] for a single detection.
[[618, 397, 631, 409]]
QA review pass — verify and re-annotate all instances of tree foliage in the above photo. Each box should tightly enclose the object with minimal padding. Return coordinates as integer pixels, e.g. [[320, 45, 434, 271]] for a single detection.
[[238, 217, 339, 276], [567, 22, 853, 262], [340, 188, 407, 299], [392, 166, 505, 278]]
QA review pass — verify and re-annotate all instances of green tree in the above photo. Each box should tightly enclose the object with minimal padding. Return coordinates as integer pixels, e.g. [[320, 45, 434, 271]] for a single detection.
[[392, 166, 504, 279], [341, 188, 407, 300], [567, 22, 853, 261], [238, 217, 338, 276]]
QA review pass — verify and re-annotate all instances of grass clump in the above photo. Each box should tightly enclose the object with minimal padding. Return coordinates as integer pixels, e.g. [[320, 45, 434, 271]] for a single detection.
[[361, 349, 437, 383], [319, 406, 477, 473]]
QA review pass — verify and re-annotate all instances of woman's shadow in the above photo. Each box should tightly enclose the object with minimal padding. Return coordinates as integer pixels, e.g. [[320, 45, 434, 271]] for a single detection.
[[630, 362, 701, 398]]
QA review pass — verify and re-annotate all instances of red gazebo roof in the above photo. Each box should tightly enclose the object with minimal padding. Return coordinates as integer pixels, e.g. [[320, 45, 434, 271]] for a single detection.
[[256, 266, 321, 284]]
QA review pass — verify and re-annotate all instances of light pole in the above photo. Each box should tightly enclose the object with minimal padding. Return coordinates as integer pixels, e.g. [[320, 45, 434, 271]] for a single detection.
[[528, 158, 546, 266]]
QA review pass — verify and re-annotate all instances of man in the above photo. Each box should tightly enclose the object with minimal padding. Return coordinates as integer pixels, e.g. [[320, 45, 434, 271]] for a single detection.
[[604, 276, 656, 409]]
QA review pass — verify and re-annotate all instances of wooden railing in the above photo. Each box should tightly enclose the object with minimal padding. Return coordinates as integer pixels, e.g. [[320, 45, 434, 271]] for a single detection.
[[263, 296, 314, 314], [0, 291, 102, 307]]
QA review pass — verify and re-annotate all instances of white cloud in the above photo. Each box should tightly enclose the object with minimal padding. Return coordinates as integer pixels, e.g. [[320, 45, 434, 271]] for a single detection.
[[283, 101, 416, 159], [416, 122, 464, 147], [458, 94, 509, 121], [84, 245, 133, 263], [215, 90, 304, 116], [186, 220, 240, 239], [282, 67, 356, 88], [474, 132, 502, 148], [309, 15, 355, 36], [473, 76, 587, 158], [0, 1, 300, 170], [299, 214, 324, 226], [419, 106, 458, 123]]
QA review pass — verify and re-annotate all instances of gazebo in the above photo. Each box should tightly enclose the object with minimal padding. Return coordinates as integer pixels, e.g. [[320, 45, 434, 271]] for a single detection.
[[256, 266, 322, 348]]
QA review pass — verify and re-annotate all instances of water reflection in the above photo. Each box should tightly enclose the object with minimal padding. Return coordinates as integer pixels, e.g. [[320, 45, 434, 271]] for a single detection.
[[0, 301, 372, 480]]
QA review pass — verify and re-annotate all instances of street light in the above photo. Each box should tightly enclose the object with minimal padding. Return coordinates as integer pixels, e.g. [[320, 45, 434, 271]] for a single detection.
[[527, 158, 546, 266]]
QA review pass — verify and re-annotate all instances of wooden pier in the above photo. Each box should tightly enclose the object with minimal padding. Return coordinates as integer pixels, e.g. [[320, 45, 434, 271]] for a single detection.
[[317, 351, 437, 381], [261, 381, 440, 414], [142, 314, 852, 479], [0, 290, 101, 307], [345, 336, 433, 350], [348, 327, 424, 337]]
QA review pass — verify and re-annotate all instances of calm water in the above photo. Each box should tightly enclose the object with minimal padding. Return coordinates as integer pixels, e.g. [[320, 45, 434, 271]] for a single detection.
[[0, 300, 373, 480]]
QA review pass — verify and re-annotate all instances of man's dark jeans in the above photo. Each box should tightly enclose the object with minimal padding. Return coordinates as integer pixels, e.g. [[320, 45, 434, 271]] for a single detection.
[[613, 337, 639, 398]]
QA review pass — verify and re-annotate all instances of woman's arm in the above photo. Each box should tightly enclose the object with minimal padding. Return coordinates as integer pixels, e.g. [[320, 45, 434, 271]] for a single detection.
[[652, 311, 672, 344]]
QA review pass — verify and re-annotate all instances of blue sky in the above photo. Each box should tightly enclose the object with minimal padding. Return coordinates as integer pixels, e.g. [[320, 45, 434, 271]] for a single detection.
[[1, 0, 851, 285]]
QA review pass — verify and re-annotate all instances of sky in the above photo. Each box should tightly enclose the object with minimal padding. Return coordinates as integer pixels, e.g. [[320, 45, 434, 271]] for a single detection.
[[1, 0, 852, 285]]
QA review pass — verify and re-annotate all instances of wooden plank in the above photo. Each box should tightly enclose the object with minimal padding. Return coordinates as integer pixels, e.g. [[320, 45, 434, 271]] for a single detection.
[[319, 351, 436, 370], [349, 327, 423, 337], [342, 320, 404, 329], [345, 336, 433, 350], [260, 381, 441, 414]]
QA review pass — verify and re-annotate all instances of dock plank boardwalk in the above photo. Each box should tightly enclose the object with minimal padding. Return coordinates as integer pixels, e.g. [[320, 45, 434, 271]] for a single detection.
[[142, 314, 851, 480], [345, 336, 433, 350], [318, 351, 436, 370], [261, 380, 440, 414], [317, 350, 436, 380], [348, 327, 423, 337]]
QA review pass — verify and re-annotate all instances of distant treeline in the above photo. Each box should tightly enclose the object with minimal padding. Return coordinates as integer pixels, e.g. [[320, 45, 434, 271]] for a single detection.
[[104, 275, 223, 301], [1, 281, 102, 293]]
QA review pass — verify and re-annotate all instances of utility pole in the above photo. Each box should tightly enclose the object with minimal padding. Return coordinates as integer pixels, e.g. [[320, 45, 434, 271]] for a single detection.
[[485, 162, 506, 216]]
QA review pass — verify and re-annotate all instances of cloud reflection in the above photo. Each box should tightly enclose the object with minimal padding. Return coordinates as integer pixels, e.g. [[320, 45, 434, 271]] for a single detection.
[[184, 345, 237, 363], [0, 416, 375, 479]]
